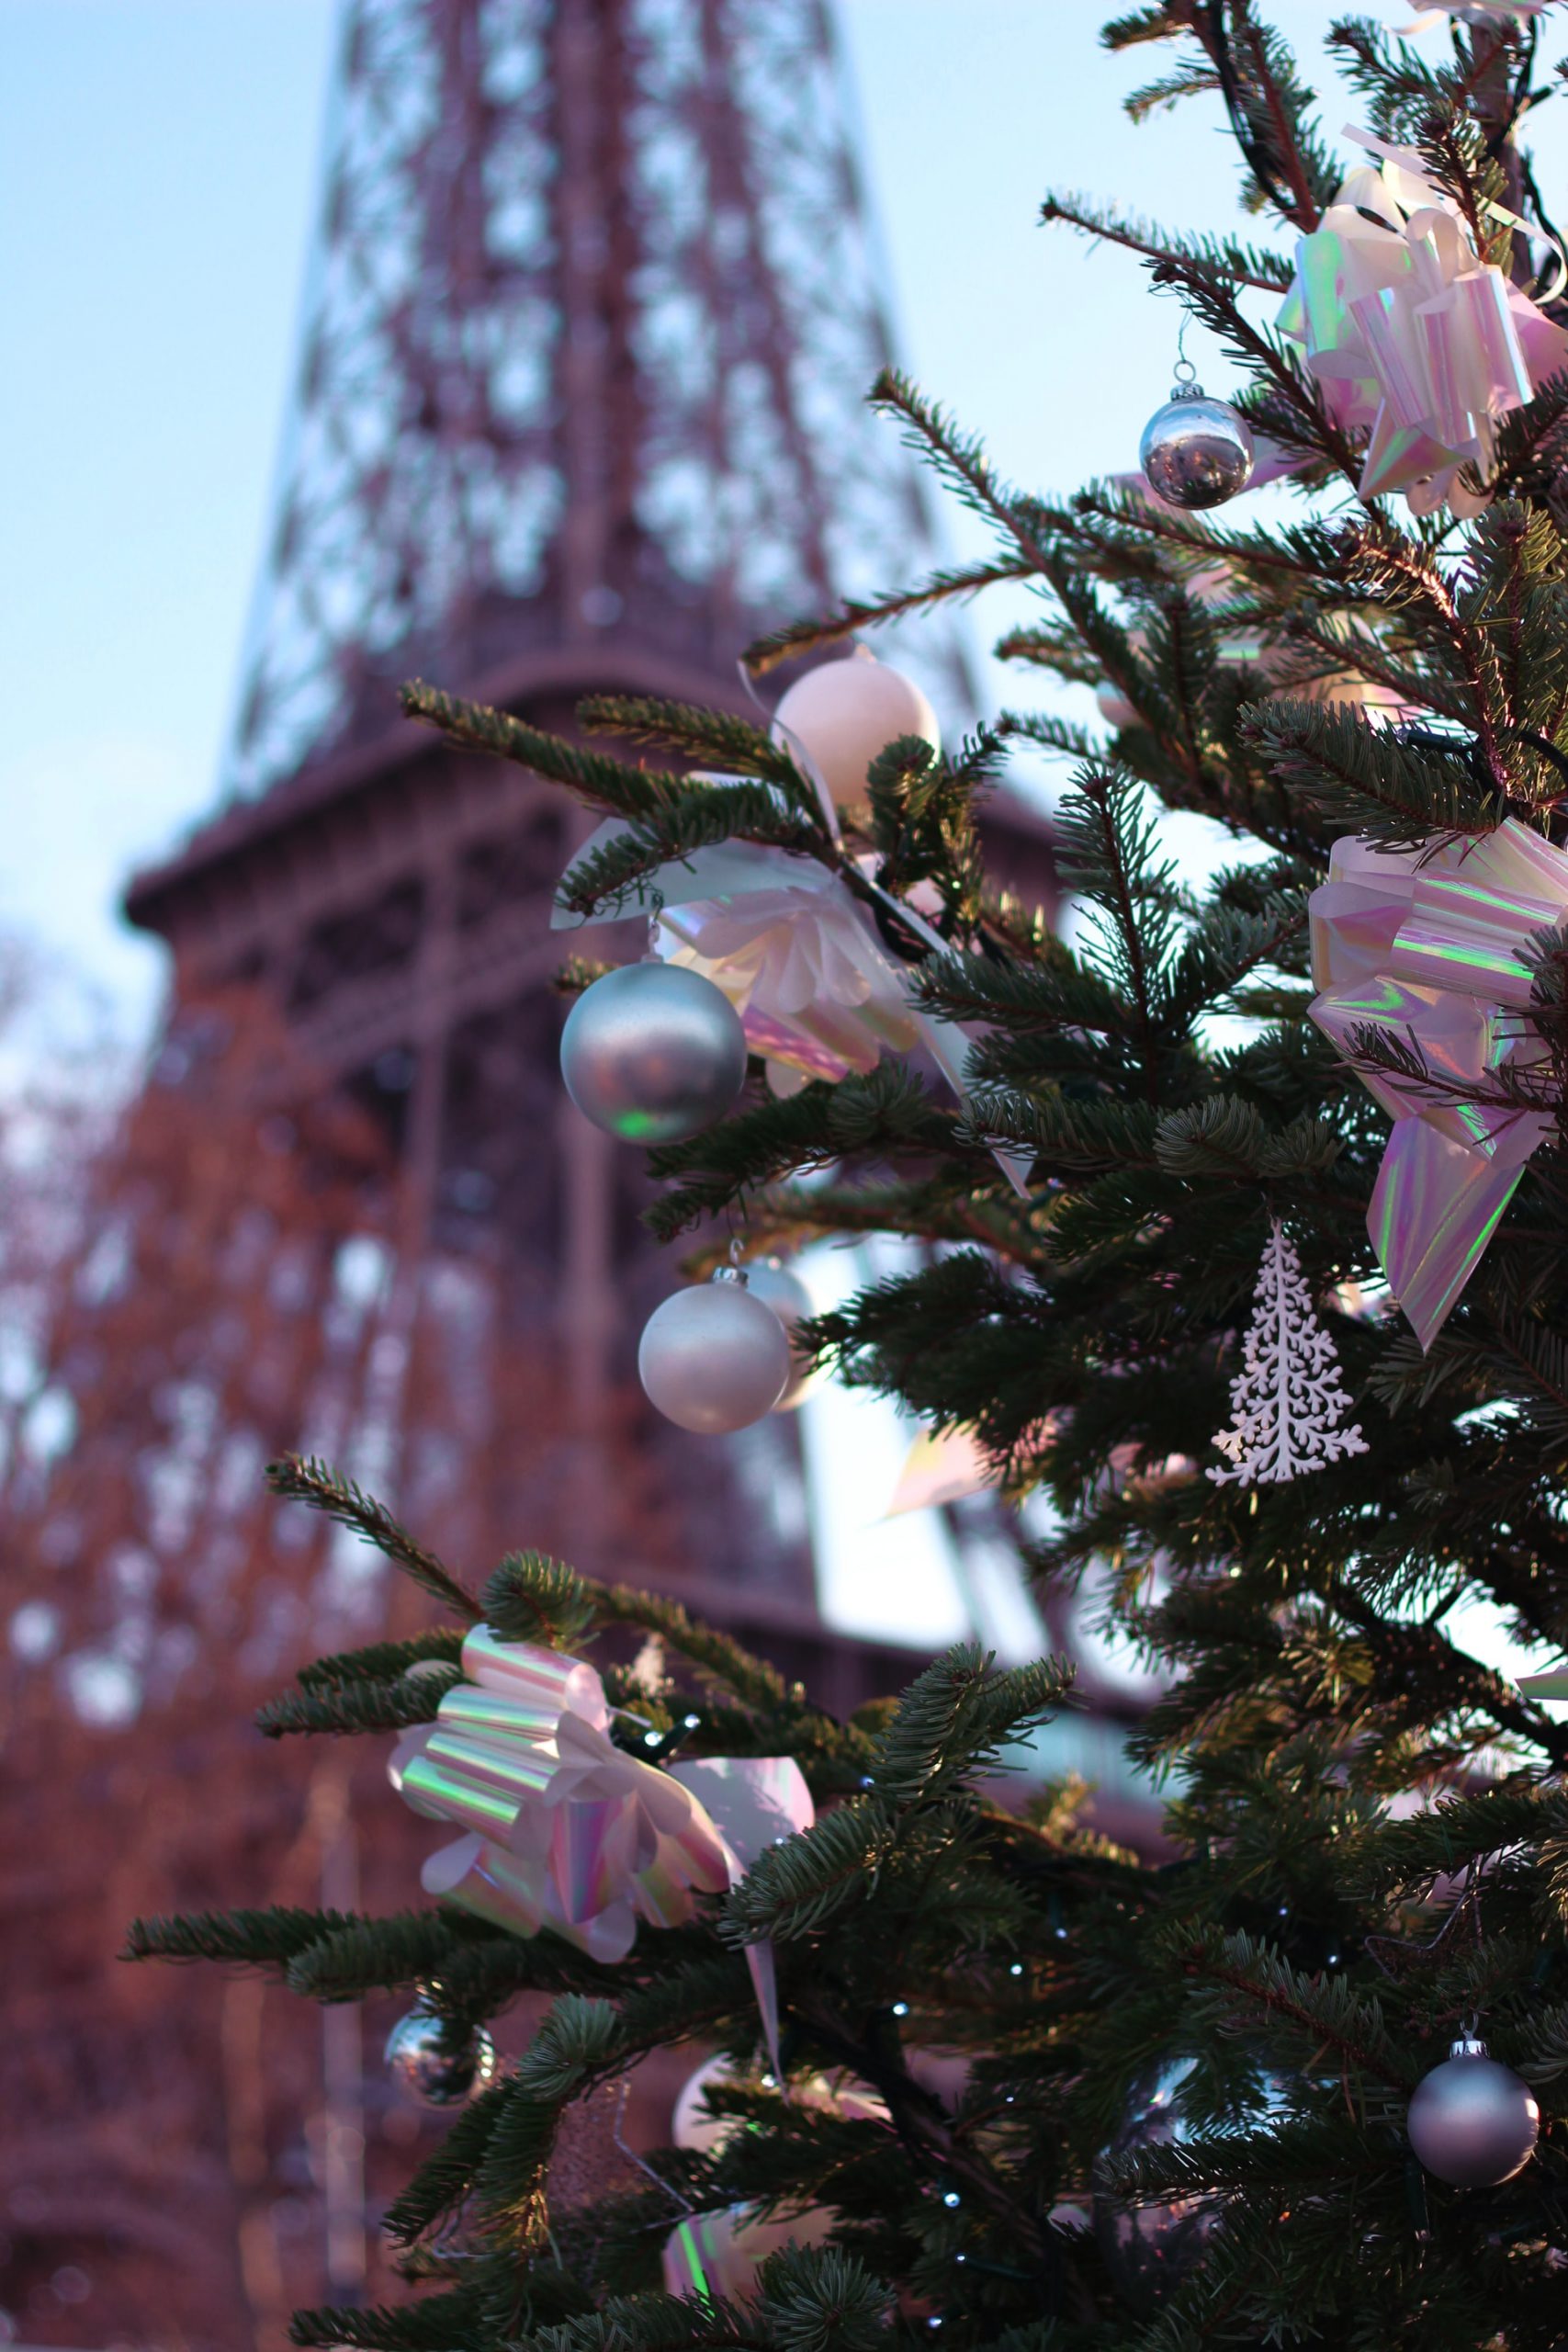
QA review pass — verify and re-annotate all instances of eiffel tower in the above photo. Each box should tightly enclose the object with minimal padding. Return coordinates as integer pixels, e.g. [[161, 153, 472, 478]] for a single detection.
[[123, 0, 1053, 1655], [4, 11, 1065, 2339]]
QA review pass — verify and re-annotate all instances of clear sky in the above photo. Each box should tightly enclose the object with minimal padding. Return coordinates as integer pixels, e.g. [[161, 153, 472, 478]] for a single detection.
[[3, 0, 1394, 1031]]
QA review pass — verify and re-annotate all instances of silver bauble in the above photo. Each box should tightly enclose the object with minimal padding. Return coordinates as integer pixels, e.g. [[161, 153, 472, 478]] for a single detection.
[[1406, 2035, 1540, 2188], [638, 1269, 791, 1434], [772, 648, 941, 808], [742, 1256, 818, 1410], [384, 2006, 498, 2109], [560, 963, 747, 1144], [1139, 389, 1254, 511]]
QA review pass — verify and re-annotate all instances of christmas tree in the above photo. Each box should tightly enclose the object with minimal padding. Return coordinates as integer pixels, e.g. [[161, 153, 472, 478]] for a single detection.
[[129, 9, 1568, 2346]]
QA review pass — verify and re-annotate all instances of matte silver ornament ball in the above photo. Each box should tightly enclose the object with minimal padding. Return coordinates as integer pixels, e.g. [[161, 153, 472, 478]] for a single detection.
[[1406, 2035, 1540, 2188], [1140, 386, 1255, 511], [638, 1269, 792, 1434], [384, 2006, 499, 2108], [742, 1256, 818, 1410], [560, 962, 748, 1144]]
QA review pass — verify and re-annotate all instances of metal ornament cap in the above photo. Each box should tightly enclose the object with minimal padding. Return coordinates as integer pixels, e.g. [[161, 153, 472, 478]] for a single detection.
[[1406, 2037, 1540, 2188], [1139, 389, 1255, 511], [638, 1273, 792, 1434], [560, 962, 748, 1143]]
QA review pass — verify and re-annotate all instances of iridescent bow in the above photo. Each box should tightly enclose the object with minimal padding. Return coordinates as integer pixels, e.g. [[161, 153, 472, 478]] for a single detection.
[[1279, 127, 1568, 516], [1308, 820, 1566, 1346], [554, 820, 1031, 1193], [391, 1627, 815, 2052], [1401, 5, 1553, 26]]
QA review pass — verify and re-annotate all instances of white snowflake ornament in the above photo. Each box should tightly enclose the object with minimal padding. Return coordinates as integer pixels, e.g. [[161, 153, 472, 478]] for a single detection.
[[1209, 1221, 1369, 1487]]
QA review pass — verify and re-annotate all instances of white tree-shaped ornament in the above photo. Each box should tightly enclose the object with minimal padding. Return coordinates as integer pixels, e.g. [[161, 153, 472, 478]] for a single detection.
[[1209, 1221, 1368, 1487]]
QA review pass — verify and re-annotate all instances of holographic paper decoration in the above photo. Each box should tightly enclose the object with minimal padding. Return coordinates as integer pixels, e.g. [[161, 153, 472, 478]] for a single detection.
[[1308, 820, 1566, 1346], [1278, 126, 1568, 517], [389, 1626, 815, 2052], [1209, 1221, 1368, 1487]]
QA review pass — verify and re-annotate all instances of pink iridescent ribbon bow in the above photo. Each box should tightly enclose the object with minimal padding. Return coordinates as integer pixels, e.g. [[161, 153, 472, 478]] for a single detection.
[[1308, 819, 1567, 1347], [554, 819, 1032, 1193], [555, 823, 926, 1082], [390, 1626, 815, 2056], [1279, 127, 1568, 516]]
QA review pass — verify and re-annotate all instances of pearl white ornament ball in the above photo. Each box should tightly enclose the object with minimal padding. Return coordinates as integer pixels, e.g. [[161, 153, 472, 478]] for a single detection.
[[560, 963, 748, 1144], [1406, 2035, 1540, 2188], [672, 2052, 744, 2153], [671, 2054, 888, 2154], [772, 648, 940, 808], [638, 1271, 791, 1434], [1140, 390, 1254, 511], [743, 1256, 819, 1410], [384, 2006, 498, 2108]]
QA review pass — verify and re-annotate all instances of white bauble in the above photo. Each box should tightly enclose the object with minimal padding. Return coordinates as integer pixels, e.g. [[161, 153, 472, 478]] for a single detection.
[[672, 2052, 743, 2153], [671, 2055, 888, 2154], [743, 1256, 819, 1410], [638, 1272, 791, 1434], [772, 648, 940, 808]]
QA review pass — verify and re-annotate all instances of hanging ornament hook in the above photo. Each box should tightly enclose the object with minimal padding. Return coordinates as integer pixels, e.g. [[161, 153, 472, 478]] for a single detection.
[[1171, 311, 1201, 401]]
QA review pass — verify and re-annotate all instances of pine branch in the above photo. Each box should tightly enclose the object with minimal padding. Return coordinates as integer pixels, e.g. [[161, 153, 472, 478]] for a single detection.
[[400, 679, 690, 822], [641, 1064, 964, 1243], [383, 2081, 513, 2245], [720, 1798, 898, 1944], [288, 2290, 488, 2351], [1180, 1928, 1413, 2090], [576, 695, 808, 793], [256, 1668, 460, 1739], [1245, 699, 1504, 842], [265, 1455, 481, 1620], [741, 557, 1039, 676], [284, 1910, 506, 2003], [299, 1631, 468, 1687], [479, 1552, 599, 1650], [866, 1645, 1074, 1808], [868, 371, 1051, 570], [1038, 191, 1295, 291], [123, 1905, 363, 1968], [577, 1584, 795, 1719]]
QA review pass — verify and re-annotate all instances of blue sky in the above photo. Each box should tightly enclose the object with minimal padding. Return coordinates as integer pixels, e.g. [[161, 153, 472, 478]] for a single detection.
[[2, 0, 1382, 1031]]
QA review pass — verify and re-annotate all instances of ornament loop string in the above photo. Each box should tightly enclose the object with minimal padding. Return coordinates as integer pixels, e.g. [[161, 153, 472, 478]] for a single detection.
[[1172, 313, 1199, 396]]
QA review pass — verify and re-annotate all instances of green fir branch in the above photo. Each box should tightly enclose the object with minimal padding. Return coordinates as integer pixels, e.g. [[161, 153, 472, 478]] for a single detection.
[[265, 1456, 481, 1620]]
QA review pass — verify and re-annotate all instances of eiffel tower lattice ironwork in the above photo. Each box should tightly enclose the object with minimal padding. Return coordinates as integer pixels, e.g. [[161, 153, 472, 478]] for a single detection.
[[222, 0, 964, 801], [125, 0, 1054, 1659], [3, 11, 1066, 2339]]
